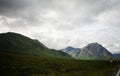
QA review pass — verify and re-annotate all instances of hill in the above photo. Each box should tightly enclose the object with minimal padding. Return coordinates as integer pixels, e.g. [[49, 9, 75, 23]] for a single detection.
[[0, 32, 71, 59]]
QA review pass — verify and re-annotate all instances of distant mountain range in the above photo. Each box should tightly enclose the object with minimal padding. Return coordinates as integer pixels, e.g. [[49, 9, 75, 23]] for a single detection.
[[62, 46, 81, 58], [113, 54, 120, 59], [62, 43, 115, 60], [0, 32, 72, 59], [0, 32, 117, 60]]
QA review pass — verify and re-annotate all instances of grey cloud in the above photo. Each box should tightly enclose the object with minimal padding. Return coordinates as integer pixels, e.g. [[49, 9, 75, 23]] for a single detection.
[[0, 0, 29, 17], [0, 0, 54, 17], [0, 0, 120, 53], [106, 43, 120, 53], [0, 0, 119, 27]]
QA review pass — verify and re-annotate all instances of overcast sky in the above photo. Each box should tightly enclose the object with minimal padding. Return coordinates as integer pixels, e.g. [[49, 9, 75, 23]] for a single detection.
[[0, 0, 120, 53]]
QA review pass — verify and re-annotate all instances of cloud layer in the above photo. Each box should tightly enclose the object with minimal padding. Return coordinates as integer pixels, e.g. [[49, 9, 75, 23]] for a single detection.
[[0, 0, 120, 53]]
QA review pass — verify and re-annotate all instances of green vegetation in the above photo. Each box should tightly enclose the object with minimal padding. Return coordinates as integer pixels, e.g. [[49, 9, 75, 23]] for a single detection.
[[0, 32, 120, 76], [0, 32, 72, 59], [0, 52, 120, 76]]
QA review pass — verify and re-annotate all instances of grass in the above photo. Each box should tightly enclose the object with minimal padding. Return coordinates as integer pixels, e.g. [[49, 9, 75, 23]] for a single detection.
[[0, 52, 120, 76], [0, 32, 72, 59]]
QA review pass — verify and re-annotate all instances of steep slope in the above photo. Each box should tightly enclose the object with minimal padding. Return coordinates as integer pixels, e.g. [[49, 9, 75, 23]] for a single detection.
[[80, 43, 115, 60], [0, 32, 71, 58], [63, 46, 81, 58], [0, 32, 47, 51]]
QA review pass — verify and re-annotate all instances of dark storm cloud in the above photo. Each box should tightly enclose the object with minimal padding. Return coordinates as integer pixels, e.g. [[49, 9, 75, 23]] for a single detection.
[[0, 0, 57, 27], [0, 0, 119, 27], [0, 0, 54, 17], [0, 0, 30, 17]]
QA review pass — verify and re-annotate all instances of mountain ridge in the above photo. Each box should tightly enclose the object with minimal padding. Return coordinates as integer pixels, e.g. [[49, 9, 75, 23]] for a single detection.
[[0, 32, 72, 59], [62, 43, 115, 60], [63, 46, 81, 58]]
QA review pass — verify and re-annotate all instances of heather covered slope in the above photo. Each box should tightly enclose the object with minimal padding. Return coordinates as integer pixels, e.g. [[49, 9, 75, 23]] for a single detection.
[[0, 52, 120, 76], [0, 32, 71, 59]]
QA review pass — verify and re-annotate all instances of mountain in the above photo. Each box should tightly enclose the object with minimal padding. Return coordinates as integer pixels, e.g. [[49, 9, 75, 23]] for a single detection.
[[80, 43, 115, 60], [113, 53, 120, 59], [62, 46, 81, 58], [0, 32, 71, 59], [62, 43, 115, 60]]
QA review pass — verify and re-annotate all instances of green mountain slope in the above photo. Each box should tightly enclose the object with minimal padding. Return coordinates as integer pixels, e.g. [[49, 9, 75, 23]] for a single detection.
[[0, 32, 71, 59]]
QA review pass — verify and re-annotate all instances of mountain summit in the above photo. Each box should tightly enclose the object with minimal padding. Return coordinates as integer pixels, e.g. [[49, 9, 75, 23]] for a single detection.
[[0, 32, 47, 50], [80, 43, 115, 60], [62, 43, 115, 60]]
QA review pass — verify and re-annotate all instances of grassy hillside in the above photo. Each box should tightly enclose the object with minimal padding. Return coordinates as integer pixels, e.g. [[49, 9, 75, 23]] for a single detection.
[[0, 52, 120, 76], [0, 32, 71, 59]]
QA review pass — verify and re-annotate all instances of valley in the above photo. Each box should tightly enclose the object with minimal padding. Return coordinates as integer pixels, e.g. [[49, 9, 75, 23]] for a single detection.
[[0, 32, 120, 76]]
